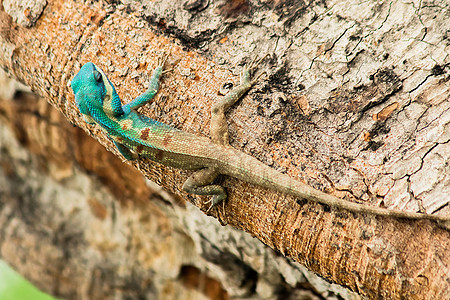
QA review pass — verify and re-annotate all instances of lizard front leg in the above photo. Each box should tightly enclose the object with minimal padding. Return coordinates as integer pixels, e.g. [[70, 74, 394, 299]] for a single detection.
[[182, 55, 267, 209]]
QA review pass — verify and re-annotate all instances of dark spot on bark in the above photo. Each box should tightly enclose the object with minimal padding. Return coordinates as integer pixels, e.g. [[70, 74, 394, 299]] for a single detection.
[[360, 230, 372, 240], [367, 140, 384, 151], [431, 64, 445, 76], [320, 203, 331, 212], [296, 199, 307, 206], [268, 63, 293, 92], [158, 18, 167, 27], [333, 221, 344, 228], [334, 210, 351, 219], [367, 121, 390, 139], [217, 0, 250, 19], [344, 156, 355, 163], [349, 34, 361, 41], [256, 106, 264, 116]]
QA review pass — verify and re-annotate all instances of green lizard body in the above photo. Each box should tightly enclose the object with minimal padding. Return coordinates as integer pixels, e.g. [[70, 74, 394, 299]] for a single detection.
[[70, 56, 450, 222]]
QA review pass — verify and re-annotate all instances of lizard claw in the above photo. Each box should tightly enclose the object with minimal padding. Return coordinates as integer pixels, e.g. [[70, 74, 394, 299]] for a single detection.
[[204, 194, 227, 213], [249, 53, 270, 71], [158, 52, 174, 75], [241, 53, 270, 85], [205, 201, 215, 214], [157, 52, 169, 68], [202, 197, 216, 214], [251, 70, 267, 85]]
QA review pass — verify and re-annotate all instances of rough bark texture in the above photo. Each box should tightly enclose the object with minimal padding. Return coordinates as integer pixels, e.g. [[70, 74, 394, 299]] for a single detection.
[[0, 0, 449, 299]]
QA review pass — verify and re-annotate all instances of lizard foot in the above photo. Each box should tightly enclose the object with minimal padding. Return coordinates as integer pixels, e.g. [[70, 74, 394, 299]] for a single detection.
[[157, 52, 169, 68], [157, 52, 174, 75], [204, 193, 226, 213], [241, 53, 270, 86]]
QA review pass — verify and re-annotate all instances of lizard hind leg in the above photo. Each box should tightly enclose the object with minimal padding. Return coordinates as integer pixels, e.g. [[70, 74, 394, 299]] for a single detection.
[[243, 53, 269, 85], [113, 141, 138, 160], [182, 167, 226, 211], [112, 141, 142, 170], [210, 54, 269, 145]]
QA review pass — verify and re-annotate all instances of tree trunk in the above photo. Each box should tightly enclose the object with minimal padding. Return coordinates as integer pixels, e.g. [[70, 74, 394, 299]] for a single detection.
[[0, 0, 449, 299]]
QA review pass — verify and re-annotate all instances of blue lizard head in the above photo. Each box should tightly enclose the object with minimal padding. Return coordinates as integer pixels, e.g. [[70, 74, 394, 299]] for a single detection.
[[71, 62, 107, 120], [71, 62, 125, 126]]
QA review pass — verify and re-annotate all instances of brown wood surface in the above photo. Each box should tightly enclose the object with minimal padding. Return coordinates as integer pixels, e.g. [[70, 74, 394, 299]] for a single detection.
[[0, 0, 449, 298]]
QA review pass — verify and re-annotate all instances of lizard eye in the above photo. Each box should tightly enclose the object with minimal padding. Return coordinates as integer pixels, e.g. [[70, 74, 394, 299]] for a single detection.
[[93, 69, 102, 82]]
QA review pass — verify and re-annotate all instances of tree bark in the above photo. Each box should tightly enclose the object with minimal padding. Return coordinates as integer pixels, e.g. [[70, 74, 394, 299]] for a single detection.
[[0, 0, 449, 299]]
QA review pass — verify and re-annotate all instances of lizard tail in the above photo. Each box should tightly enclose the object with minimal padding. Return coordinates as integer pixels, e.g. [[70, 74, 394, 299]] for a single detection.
[[217, 147, 450, 222]]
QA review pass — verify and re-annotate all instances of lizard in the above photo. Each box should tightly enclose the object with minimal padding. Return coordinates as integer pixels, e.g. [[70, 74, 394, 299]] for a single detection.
[[70, 54, 450, 223]]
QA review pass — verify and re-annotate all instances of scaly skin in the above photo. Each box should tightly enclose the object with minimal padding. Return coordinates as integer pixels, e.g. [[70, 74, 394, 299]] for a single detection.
[[71, 56, 450, 222]]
